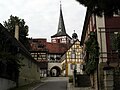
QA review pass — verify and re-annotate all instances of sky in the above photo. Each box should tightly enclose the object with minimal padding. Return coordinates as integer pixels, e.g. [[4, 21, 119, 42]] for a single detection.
[[0, 0, 86, 42]]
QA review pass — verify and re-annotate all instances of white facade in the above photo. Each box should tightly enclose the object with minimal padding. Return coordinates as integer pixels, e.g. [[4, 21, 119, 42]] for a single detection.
[[96, 16, 107, 63], [51, 36, 71, 44], [48, 63, 62, 71], [61, 40, 84, 76]]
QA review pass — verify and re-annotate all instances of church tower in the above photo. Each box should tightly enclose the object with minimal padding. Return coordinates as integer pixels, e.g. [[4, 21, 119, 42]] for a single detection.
[[51, 3, 71, 44]]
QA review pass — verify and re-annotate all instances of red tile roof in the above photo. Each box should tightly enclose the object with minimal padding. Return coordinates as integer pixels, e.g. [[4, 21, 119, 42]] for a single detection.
[[46, 42, 70, 54], [29, 38, 47, 51], [29, 38, 71, 54]]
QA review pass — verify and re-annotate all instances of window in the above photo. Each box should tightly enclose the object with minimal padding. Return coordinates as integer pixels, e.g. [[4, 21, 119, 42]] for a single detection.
[[71, 50, 76, 59], [56, 57, 60, 60], [50, 57, 55, 60], [69, 40, 71, 43], [70, 64, 76, 70], [33, 40, 38, 42], [113, 10, 120, 17], [57, 39, 60, 43], [109, 32, 118, 50], [71, 53, 75, 59], [38, 44, 44, 48]]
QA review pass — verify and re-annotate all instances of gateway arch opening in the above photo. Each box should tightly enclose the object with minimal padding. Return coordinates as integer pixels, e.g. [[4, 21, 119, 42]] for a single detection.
[[50, 66, 61, 77]]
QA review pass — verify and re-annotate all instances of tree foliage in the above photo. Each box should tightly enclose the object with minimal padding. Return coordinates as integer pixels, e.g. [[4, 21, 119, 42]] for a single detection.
[[3, 15, 30, 49], [76, 0, 120, 16], [85, 32, 99, 74]]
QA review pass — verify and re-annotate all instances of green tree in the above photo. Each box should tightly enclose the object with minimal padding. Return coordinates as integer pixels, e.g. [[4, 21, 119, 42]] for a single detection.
[[76, 0, 120, 16], [85, 32, 99, 74], [3, 15, 30, 49]]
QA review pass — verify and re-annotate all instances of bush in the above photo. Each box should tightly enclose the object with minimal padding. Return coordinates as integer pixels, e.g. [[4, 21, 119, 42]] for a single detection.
[[69, 76, 73, 83]]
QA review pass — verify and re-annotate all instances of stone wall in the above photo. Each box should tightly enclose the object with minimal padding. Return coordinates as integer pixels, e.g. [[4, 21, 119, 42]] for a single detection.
[[98, 62, 106, 90], [0, 78, 16, 90], [18, 54, 40, 86], [104, 70, 114, 90]]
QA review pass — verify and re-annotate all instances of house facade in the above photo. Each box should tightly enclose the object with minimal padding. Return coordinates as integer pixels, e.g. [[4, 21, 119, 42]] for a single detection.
[[61, 39, 83, 76], [46, 42, 70, 76], [29, 38, 70, 77], [29, 38, 48, 77], [81, 9, 120, 90]]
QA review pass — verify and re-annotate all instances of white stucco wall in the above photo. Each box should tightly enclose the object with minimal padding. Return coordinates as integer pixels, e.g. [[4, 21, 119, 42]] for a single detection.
[[0, 78, 16, 90], [48, 63, 62, 71], [51, 36, 71, 44], [96, 16, 107, 63]]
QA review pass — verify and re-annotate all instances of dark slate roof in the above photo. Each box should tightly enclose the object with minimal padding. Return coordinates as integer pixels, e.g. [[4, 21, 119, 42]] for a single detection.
[[51, 5, 70, 38], [51, 33, 71, 38]]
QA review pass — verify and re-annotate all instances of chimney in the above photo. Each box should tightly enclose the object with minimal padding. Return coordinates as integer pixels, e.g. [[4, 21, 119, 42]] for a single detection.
[[15, 23, 19, 40]]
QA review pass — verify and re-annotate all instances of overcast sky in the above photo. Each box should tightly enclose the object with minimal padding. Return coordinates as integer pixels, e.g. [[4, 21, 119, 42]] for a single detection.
[[0, 0, 86, 42]]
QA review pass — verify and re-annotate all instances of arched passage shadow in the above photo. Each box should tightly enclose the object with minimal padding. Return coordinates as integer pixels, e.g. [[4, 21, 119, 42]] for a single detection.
[[50, 66, 61, 77]]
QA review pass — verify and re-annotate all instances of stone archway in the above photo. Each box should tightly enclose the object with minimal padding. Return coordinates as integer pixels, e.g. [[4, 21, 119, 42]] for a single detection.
[[50, 66, 61, 77]]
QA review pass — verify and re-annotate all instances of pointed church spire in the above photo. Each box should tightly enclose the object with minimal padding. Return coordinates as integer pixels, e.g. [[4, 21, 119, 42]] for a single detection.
[[57, 1, 66, 35], [60, 0, 62, 8], [51, 1, 71, 44]]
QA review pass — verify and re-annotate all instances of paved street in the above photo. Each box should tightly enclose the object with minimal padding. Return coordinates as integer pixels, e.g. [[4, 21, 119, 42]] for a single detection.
[[33, 77, 68, 90], [32, 77, 91, 90]]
